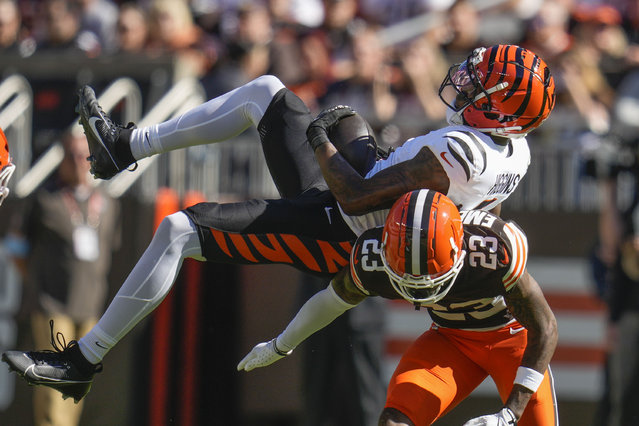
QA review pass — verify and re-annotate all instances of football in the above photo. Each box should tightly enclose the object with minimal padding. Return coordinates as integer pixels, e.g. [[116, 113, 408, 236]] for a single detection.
[[327, 112, 379, 177]]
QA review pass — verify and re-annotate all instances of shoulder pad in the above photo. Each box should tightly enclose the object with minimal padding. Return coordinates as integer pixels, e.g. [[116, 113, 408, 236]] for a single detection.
[[501, 221, 528, 291], [444, 129, 488, 180]]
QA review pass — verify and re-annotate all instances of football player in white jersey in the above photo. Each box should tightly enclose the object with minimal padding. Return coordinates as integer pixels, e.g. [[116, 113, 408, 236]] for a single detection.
[[238, 189, 559, 426], [2, 44, 555, 403]]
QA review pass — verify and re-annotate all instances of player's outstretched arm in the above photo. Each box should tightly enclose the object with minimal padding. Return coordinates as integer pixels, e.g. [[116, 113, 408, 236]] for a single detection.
[[463, 270, 557, 424], [314, 143, 449, 215], [237, 268, 366, 372], [307, 107, 449, 216], [504, 270, 558, 420]]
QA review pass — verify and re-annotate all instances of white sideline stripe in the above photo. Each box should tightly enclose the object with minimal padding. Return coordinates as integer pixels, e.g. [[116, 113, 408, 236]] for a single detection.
[[556, 314, 605, 345], [527, 257, 593, 290]]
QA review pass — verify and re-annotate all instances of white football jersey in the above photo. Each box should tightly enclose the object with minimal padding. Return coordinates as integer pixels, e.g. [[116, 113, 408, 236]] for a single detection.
[[339, 125, 531, 236]]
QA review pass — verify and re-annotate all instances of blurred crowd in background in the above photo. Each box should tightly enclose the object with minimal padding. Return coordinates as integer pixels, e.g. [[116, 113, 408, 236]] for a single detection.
[[2, 0, 639, 149]]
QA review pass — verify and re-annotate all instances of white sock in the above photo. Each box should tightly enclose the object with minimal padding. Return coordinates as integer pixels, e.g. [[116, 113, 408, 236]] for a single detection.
[[78, 212, 202, 364], [128, 75, 285, 160]]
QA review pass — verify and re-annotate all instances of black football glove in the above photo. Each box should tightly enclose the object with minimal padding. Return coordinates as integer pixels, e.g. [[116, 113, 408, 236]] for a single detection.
[[306, 105, 356, 151]]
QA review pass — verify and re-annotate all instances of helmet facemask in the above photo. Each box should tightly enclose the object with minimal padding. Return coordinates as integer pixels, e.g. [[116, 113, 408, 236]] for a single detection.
[[439, 47, 495, 124], [439, 45, 555, 137], [381, 189, 466, 306], [381, 234, 466, 305]]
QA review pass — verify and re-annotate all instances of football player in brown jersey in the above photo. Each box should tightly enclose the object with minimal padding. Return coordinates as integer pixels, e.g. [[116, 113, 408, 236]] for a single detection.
[[238, 189, 558, 426]]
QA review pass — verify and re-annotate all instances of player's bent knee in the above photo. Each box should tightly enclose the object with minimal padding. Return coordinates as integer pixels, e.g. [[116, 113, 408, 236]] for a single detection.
[[252, 75, 285, 98], [378, 408, 415, 426], [155, 211, 196, 243]]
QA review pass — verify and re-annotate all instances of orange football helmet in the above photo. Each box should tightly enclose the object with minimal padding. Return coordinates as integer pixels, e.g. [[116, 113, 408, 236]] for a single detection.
[[439, 44, 555, 136], [0, 127, 15, 206], [381, 189, 465, 305]]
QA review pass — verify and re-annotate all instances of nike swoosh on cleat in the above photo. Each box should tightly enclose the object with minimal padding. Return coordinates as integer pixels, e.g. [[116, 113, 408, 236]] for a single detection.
[[24, 364, 88, 384], [509, 327, 525, 334], [95, 341, 108, 349], [87, 117, 118, 167], [24, 364, 59, 383]]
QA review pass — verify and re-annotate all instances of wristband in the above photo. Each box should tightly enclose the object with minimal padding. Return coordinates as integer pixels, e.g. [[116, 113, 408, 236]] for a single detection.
[[306, 105, 355, 151], [307, 127, 330, 151], [514, 366, 544, 392], [272, 338, 292, 357]]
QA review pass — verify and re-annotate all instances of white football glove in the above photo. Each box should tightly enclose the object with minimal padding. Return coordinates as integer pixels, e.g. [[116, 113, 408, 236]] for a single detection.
[[462, 407, 517, 426], [237, 339, 292, 372]]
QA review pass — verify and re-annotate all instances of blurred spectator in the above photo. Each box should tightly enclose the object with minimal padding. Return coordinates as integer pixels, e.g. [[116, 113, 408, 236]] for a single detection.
[[522, 0, 573, 65], [0, 0, 19, 50], [147, 0, 220, 80], [583, 44, 639, 424], [474, 0, 541, 47], [204, 2, 274, 95], [0, 0, 35, 56], [287, 30, 333, 109], [229, 2, 274, 81], [617, 0, 639, 68], [5, 129, 121, 426], [36, 0, 97, 56], [269, 19, 313, 91], [521, 0, 575, 144], [268, 0, 324, 28], [319, 0, 362, 81], [397, 33, 449, 130], [359, 0, 445, 26], [557, 6, 623, 135], [613, 68, 639, 143], [572, 4, 630, 90], [75, 0, 119, 54], [438, 0, 482, 63], [28, 0, 93, 158], [275, 0, 361, 108], [321, 24, 398, 141], [593, 142, 639, 426], [114, 3, 149, 54]]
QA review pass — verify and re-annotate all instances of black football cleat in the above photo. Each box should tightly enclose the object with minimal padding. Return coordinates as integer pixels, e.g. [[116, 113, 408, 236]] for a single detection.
[[77, 85, 136, 179], [2, 321, 102, 403]]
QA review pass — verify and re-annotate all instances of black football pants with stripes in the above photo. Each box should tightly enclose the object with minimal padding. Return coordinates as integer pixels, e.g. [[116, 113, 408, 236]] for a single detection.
[[184, 88, 357, 276]]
